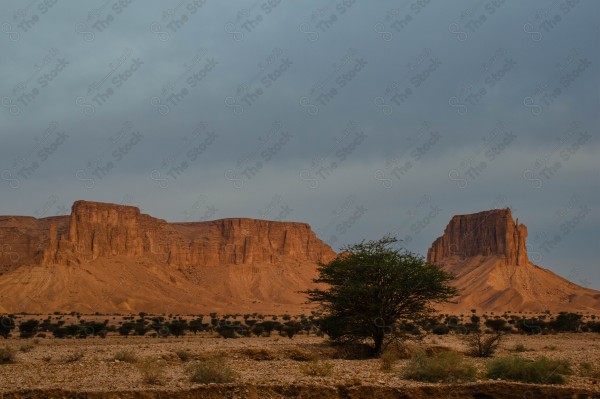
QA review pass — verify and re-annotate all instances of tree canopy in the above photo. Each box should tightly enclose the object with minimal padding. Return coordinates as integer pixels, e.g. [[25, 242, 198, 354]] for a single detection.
[[305, 236, 458, 356]]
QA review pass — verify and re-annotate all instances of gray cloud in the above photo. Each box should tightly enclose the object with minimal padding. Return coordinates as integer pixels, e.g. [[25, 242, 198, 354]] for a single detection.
[[1, 0, 598, 288]]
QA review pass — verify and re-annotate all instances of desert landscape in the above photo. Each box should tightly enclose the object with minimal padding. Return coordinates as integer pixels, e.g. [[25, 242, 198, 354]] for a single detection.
[[1, 1, 598, 397], [1, 201, 599, 398]]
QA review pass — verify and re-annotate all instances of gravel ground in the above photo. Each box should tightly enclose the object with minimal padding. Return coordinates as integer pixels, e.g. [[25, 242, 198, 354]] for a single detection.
[[0, 332, 599, 393]]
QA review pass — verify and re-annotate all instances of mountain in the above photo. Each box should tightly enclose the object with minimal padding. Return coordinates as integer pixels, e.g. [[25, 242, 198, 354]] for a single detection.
[[427, 208, 600, 312], [0, 200, 336, 314]]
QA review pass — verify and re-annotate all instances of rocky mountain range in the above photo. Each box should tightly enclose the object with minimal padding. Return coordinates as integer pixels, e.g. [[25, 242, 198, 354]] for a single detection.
[[0, 201, 597, 313]]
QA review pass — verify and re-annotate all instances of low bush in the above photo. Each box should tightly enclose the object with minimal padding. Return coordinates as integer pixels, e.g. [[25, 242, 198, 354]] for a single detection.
[[404, 351, 476, 383], [300, 357, 334, 377], [379, 352, 397, 372], [512, 343, 528, 352], [113, 350, 137, 363], [138, 358, 165, 385], [187, 358, 236, 383], [432, 324, 450, 335], [286, 348, 314, 361], [62, 351, 84, 363], [175, 349, 192, 362], [465, 331, 504, 357], [0, 346, 16, 364], [579, 362, 600, 379], [486, 356, 573, 384]]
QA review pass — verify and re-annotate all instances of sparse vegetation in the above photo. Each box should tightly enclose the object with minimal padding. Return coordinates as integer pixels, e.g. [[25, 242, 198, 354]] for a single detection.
[[379, 352, 398, 372], [175, 349, 192, 362], [512, 343, 528, 352], [486, 356, 573, 384], [404, 351, 476, 383], [300, 357, 334, 377], [0, 346, 16, 364], [62, 351, 84, 363], [186, 358, 236, 383], [464, 331, 504, 357], [113, 350, 137, 363], [137, 358, 165, 385], [579, 362, 600, 378]]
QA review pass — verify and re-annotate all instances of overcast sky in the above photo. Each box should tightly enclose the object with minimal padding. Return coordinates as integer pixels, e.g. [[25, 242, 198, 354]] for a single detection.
[[1, 0, 598, 289]]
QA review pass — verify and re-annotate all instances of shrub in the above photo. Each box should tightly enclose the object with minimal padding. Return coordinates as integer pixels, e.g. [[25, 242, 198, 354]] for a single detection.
[[62, 351, 84, 363], [464, 331, 504, 357], [114, 350, 137, 363], [138, 358, 165, 385], [175, 349, 192, 362], [19, 343, 34, 353], [513, 343, 527, 352], [404, 351, 476, 383], [486, 356, 573, 384], [0, 346, 16, 364], [286, 348, 314, 361], [301, 358, 334, 377], [379, 352, 397, 372], [431, 324, 450, 335], [579, 362, 600, 378], [187, 358, 235, 383]]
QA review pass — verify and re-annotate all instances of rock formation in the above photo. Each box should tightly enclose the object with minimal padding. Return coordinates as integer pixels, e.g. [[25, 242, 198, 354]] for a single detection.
[[427, 208, 528, 266], [428, 209, 600, 312], [0, 200, 335, 314]]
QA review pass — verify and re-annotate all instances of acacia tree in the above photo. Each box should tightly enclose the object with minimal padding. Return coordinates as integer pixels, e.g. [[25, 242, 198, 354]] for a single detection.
[[305, 236, 458, 356]]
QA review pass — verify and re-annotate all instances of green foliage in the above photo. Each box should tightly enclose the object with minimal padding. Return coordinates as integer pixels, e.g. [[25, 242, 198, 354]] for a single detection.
[[0, 317, 15, 339], [18, 319, 40, 339], [551, 312, 582, 332], [431, 324, 450, 335], [486, 356, 573, 384], [186, 358, 236, 383], [403, 351, 476, 383], [305, 236, 458, 356]]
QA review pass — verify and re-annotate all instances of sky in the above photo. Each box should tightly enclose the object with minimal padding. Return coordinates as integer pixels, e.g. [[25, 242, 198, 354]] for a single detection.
[[0, 0, 598, 289]]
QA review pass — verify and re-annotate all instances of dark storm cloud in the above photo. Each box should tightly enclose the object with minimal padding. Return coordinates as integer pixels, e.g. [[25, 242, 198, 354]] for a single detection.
[[0, 0, 598, 288]]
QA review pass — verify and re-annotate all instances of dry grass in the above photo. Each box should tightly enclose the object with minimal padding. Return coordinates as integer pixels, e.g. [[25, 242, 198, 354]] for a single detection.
[[62, 351, 84, 363], [137, 358, 165, 385], [300, 357, 334, 377], [174, 349, 192, 362], [0, 346, 16, 364], [379, 352, 398, 372], [186, 358, 236, 383], [286, 348, 315, 361], [113, 350, 137, 363]]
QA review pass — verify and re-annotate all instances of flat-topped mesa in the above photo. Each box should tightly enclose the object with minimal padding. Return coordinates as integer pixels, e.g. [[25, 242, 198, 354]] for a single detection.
[[42, 200, 336, 267], [427, 208, 528, 266]]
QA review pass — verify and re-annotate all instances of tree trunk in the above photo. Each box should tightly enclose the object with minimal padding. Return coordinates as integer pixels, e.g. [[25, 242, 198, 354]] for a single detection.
[[373, 330, 385, 357]]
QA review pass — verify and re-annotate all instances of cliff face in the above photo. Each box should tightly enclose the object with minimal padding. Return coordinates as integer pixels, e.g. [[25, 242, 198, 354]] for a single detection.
[[427, 209, 600, 312], [427, 208, 528, 266], [38, 200, 336, 267]]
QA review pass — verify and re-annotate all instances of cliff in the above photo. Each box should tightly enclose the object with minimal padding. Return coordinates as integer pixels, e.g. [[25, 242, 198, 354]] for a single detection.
[[40, 200, 336, 267], [427, 208, 528, 266], [428, 209, 600, 312], [0, 200, 336, 314]]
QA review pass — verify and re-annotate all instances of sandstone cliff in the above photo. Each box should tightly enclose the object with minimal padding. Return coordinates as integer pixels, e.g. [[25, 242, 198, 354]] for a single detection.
[[0, 200, 336, 313], [427, 208, 528, 266], [428, 209, 600, 312], [40, 200, 335, 267]]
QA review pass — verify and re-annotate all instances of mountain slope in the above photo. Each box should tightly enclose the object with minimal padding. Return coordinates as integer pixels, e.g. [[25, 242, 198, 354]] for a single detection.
[[0, 200, 335, 314], [428, 209, 600, 312]]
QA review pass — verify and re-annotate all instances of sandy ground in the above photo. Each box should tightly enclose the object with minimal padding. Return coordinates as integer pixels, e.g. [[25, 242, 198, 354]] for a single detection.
[[0, 330, 599, 394]]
